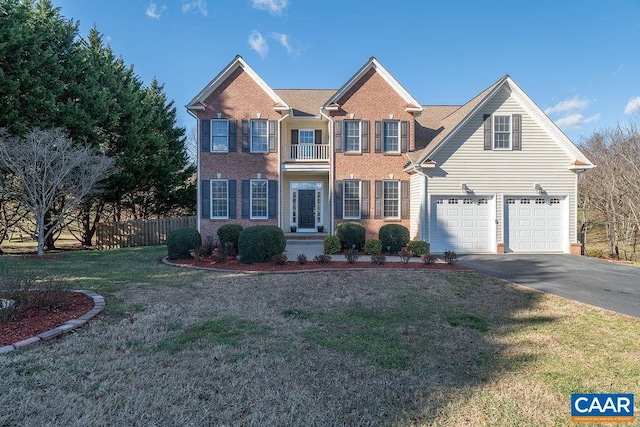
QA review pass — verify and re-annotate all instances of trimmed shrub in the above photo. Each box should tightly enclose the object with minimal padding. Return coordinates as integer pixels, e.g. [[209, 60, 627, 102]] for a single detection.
[[344, 248, 360, 264], [217, 224, 243, 251], [364, 239, 383, 255], [323, 235, 342, 254], [167, 227, 202, 260], [238, 225, 286, 264], [379, 224, 410, 254], [407, 241, 430, 257], [371, 253, 386, 265], [336, 222, 366, 250]]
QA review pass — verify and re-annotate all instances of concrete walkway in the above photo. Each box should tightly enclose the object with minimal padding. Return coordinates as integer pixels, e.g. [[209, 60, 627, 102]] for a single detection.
[[284, 240, 426, 263]]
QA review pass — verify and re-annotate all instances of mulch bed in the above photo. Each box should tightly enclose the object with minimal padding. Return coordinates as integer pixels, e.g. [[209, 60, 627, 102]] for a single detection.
[[171, 257, 465, 272], [0, 292, 94, 347]]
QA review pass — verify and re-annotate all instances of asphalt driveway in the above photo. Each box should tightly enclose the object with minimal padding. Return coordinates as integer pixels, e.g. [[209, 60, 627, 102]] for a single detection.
[[458, 254, 640, 318]]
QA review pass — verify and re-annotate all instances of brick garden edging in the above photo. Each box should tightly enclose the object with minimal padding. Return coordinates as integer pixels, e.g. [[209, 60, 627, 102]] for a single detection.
[[0, 290, 105, 355]]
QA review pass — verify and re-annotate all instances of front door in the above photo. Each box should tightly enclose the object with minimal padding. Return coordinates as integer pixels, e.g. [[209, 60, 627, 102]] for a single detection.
[[298, 190, 316, 229]]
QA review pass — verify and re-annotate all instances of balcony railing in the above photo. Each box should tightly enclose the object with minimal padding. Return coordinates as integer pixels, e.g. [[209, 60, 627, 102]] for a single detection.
[[285, 144, 330, 162]]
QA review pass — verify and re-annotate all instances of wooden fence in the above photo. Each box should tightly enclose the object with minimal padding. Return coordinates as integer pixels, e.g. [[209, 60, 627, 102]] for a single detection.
[[95, 216, 196, 249]]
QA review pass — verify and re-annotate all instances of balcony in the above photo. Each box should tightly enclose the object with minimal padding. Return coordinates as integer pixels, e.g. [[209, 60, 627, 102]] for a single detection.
[[284, 144, 330, 162]]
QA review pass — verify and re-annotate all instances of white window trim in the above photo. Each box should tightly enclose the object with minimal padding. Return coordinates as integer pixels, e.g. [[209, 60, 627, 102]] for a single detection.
[[210, 179, 229, 219], [250, 178, 268, 219], [343, 180, 361, 220], [211, 119, 229, 153], [299, 129, 315, 144], [250, 119, 268, 153], [383, 180, 401, 220], [493, 114, 512, 150], [383, 120, 400, 153], [344, 120, 361, 153]]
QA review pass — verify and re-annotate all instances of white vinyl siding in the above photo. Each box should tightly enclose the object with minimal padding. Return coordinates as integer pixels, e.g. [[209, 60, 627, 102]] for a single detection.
[[426, 87, 578, 253], [409, 173, 425, 240]]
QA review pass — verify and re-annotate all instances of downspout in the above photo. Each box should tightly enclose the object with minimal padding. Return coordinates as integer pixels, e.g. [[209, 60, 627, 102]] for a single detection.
[[321, 110, 334, 235], [187, 108, 200, 233], [277, 113, 290, 230]]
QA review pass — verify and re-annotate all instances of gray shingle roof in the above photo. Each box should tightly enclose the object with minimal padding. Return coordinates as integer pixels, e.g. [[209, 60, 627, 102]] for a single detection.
[[274, 89, 336, 117]]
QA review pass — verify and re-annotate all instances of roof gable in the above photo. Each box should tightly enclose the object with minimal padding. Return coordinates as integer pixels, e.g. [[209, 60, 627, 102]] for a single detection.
[[322, 57, 423, 114], [186, 55, 289, 111], [409, 76, 594, 168]]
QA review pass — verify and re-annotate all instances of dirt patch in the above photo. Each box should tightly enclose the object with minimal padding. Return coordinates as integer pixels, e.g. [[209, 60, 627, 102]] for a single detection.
[[0, 292, 94, 346], [170, 257, 464, 272]]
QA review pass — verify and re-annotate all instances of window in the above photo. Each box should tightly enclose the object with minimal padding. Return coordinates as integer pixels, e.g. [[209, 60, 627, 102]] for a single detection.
[[535, 198, 546, 204], [448, 199, 459, 204], [344, 121, 360, 152], [521, 198, 530, 204], [550, 198, 561, 205], [383, 121, 399, 152], [494, 115, 511, 149], [383, 181, 400, 219], [210, 180, 228, 219], [251, 119, 268, 153], [299, 129, 314, 144], [343, 180, 361, 219], [250, 179, 268, 219], [211, 120, 229, 152]]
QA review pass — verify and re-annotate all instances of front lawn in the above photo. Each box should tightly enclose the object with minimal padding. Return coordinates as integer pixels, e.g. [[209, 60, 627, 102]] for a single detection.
[[0, 247, 638, 425]]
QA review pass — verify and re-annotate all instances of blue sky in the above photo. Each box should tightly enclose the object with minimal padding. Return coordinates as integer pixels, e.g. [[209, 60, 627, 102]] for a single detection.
[[51, 0, 640, 143]]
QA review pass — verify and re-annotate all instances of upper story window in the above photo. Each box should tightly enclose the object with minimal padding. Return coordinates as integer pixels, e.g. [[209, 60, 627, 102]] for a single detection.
[[493, 115, 511, 150], [211, 119, 229, 152], [251, 119, 268, 153], [344, 120, 361, 152], [383, 180, 400, 219], [299, 129, 314, 144], [210, 179, 228, 219], [343, 180, 361, 219], [383, 121, 399, 152], [250, 179, 268, 219]]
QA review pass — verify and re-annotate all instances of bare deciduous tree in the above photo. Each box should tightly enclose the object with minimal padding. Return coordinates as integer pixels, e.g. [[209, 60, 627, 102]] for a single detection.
[[0, 128, 115, 255]]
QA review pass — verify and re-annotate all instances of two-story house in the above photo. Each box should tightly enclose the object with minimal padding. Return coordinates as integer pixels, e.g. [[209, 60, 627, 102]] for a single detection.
[[187, 55, 593, 254]]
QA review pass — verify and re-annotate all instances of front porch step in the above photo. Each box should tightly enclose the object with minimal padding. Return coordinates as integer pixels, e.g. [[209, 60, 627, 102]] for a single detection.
[[285, 233, 327, 241]]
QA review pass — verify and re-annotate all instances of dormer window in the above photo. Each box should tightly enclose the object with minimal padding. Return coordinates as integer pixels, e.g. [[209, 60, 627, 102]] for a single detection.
[[493, 115, 511, 150]]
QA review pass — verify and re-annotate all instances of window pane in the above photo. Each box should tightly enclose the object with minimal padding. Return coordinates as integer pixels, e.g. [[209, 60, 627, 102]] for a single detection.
[[211, 180, 228, 218], [493, 115, 511, 149], [344, 121, 360, 152], [383, 181, 399, 218], [251, 180, 268, 218], [251, 120, 268, 152], [343, 180, 360, 218], [211, 120, 229, 152], [299, 130, 314, 144], [383, 121, 399, 152]]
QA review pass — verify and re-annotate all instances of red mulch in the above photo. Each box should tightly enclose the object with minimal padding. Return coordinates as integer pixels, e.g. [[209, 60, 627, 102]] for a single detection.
[[0, 292, 94, 347], [171, 256, 465, 272]]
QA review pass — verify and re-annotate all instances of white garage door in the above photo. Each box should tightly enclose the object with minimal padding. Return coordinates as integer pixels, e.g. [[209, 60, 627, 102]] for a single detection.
[[430, 196, 494, 253], [505, 196, 567, 252]]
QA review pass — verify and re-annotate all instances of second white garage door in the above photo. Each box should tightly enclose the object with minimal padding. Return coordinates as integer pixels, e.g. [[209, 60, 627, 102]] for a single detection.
[[505, 196, 567, 252], [430, 196, 494, 253]]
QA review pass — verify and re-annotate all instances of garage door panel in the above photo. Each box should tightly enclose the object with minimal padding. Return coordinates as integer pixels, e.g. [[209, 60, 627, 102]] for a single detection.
[[506, 196, 566, 252], [431, 196, 494, 253]]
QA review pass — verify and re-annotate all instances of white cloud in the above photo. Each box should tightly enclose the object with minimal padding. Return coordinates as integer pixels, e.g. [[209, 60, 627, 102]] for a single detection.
[[612, 64, 624, 77], [271, 32, 293, 54], [251, 0, 288, 15], [555, 113, 601, 129], [624, 96, 640, 114], [544, 96, 591, 115], [182, 0, 207, 16], [248, 31, 269, 59], [146, 2, 166, 19]]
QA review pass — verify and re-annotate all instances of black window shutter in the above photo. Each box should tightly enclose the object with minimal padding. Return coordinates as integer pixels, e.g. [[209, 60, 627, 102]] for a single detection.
[[335, 180, 343, 219], [201, 119, 211, 152], [291, 129, 299, 144], [483, 114, 492, 150], [361, 120, 370, 153], [361, 180, 370, 219], [314, 129, 322, 145], [268, 180, 277, 218], [201, 179, 210, 219], [401, 121, 409, 153], [334, 120, 342, 153], [374, 180, 383, 219], [401, 180, 409, 219], [228, 180, 237, 219], [374, 121, 382, 153], [512, 114, 522, 150], [268, 120, 277, 153], [241, 120, 250, 152], [241, 180, 250, 218], [228, 120, 237, 152]]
